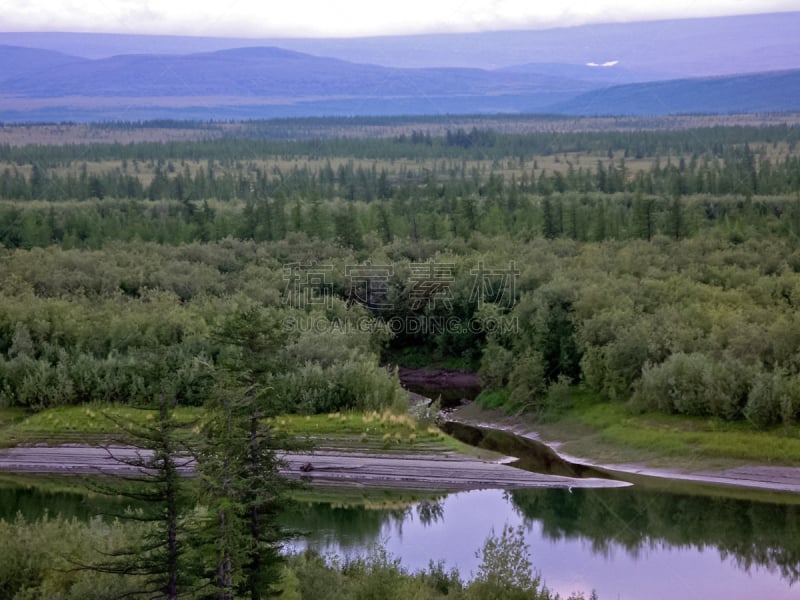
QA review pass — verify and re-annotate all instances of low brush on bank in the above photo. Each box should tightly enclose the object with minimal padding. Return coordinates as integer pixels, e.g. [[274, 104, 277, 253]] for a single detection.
[[0, 405, 500, 460]]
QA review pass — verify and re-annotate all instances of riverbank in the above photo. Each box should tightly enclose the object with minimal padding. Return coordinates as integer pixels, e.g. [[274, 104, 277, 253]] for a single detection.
[[0, 445, 628, 491], [0, 406, 628, 491], [447, 402, 800, 494]]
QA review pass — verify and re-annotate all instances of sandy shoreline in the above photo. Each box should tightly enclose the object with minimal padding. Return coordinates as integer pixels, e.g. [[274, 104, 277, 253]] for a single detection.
[[4, 401, 798, 494], [0, 444, 629, 492]]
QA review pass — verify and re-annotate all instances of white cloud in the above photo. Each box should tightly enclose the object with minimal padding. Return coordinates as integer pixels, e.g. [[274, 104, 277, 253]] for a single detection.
[[0, 0, 796, 37]]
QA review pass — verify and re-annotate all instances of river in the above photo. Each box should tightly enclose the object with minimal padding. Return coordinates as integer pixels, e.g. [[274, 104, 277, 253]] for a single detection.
[[284, 485, 800, 600], [2, 464, 799, 599]]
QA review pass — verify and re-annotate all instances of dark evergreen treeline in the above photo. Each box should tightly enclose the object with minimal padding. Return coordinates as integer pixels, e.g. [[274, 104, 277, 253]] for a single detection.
[[3, 192, 800, 251], [1, 125, 800, 253], [1, 144, 798, 206], [2, 123, 799, 164]]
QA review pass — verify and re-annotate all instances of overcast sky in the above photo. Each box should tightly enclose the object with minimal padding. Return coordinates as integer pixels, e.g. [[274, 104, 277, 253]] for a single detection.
[[0, 0, 796, 37]]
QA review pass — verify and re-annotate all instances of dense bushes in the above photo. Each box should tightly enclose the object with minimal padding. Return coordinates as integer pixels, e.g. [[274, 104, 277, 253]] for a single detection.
[[275, 359, 405, 415], [472, 235, 800, 427], [0, 515, 145, 599], [744, 370, 800, 428], [0, 238, 408, 412], [631, 353, 751, 419], [3, 232, 800, 428], [2, 122, 800, 428]]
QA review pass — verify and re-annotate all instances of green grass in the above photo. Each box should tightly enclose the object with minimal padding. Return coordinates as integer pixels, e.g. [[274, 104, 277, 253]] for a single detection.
[[270, 410, 506, 460], [0, 404, 502, 470], [535, 388, 800, 468], [0, 405, 204, 447], [0, 408, 27, 430], [268, 410, 450, 452], [0, 406, 459, 454], [476, 389, 511, 411], [269, 411, 427, 436], [15, 405, 202, 432]]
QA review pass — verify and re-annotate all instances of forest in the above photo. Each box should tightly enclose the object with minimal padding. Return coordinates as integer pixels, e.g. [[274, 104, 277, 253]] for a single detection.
[[1, 121, 799, 427]]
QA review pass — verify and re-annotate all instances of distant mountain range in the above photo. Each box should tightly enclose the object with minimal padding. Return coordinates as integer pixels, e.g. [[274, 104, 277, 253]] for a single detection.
[[0, 46, 596, 99], [0, 12, 799, 122], [551, 70, 800, 116]]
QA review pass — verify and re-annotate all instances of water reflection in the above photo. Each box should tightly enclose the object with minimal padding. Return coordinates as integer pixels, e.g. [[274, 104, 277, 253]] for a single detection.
[[0, 476, 142, 522], [285, 486, 800, 600], [284, 501, 410, 551], [416, 500, 444, 526], [4, 476, 799, 599], [511, 486, 800, 584]]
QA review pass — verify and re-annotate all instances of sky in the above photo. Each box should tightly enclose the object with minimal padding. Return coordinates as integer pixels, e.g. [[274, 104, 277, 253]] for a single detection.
[[0, 0, 797, 38]]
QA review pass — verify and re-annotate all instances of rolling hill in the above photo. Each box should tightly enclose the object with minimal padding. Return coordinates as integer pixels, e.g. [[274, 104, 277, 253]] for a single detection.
[[2, 11, 799, 76], [0, 45, 87, 83], [550, 70, 800, 116], [0, 46, 597, 99], [1, 12, 799, 122]]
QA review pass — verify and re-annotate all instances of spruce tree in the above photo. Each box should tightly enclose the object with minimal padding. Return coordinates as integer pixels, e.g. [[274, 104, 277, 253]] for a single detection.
[[84, 394, 196, 600], [196, 307, 302, 600]]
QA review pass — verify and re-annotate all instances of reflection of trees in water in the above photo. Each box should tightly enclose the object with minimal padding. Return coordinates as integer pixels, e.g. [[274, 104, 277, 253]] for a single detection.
[[510, 487, 800, 584], [10, 479, 798, 584], [0, 481, 138, 523], [282, 497, 446, 553], [281, 503, 411, 551], [416, 500, 444, 526]]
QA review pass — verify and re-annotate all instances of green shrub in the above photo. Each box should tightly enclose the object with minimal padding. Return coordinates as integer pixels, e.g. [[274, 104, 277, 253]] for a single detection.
[[465, 524, 553, 600], [632, 353, 750, 419], [476, 389, 510, 411], [276, 359, 405, 414], [744, 370, 800, 428], [543, 375, 574, 418], [478, 342, 514, 390], [508, 351, 548, 412], [0, 515, 144, 600]]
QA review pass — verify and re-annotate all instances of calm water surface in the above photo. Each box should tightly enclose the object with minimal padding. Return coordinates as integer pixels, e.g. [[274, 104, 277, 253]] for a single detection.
[[3, 476, 799, 599], [285, 486, 800, 600]]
